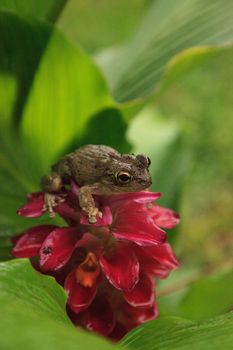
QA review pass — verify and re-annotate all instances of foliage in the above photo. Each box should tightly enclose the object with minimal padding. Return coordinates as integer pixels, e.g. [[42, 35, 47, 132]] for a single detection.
[[96, 0, 233, 101], [121, 312, 233, 350], [0, 0, 233, 349]]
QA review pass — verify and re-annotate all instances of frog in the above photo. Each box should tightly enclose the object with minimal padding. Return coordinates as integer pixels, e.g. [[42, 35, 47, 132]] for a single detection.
[[41, 144, 152, 224]]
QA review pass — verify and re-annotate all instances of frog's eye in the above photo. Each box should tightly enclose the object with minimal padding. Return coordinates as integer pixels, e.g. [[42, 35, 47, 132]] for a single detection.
[[116, 171, 132, 184], [147, 157, 151, 167]]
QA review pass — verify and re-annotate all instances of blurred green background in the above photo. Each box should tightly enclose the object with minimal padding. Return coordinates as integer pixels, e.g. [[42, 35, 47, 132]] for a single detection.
[[0, 0, 233, 345]]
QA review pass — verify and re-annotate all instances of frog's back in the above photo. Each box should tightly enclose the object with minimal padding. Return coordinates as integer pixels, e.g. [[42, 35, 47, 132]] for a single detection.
[[52, 144, 120, 185], [71, 145, 119, 161]]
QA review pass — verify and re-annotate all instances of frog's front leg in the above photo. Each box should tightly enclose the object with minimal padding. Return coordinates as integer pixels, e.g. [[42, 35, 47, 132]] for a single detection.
[[41, 173, 65, 217], [78, 185, 103, 224]]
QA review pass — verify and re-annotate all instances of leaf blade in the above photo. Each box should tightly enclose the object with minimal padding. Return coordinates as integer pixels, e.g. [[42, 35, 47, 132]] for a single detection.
[[0, 0, 67, 22], [97, 0, 233, 102], [121, 312, 233, 350]]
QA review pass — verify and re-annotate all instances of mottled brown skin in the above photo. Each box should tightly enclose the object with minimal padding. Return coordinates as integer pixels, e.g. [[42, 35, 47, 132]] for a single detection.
[[41, 145, 152, 223]]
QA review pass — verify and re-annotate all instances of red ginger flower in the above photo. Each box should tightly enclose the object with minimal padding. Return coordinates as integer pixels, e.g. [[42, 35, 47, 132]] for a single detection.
[[12, 182, 180, 340]]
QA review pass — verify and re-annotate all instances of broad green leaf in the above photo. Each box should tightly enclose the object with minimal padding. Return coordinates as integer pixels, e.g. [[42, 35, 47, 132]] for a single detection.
[[0, 259, 68, 322], [0, 12, 113, 171], [0, 259, 120, 350], [18, 15, 113, 172], [97, 0, 233, 102], [0, 0, 67, 22], [58, 0, 148, 52], [158, 268, 233, 320], [121, 312, 233, 350], [64, 107, 131, 154], [0, 12, 52, 126], [160, 44, 231, 92]]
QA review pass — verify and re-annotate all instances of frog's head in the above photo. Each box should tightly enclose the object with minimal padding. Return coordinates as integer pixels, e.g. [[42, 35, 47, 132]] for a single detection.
[[101, 153, 152, 193]]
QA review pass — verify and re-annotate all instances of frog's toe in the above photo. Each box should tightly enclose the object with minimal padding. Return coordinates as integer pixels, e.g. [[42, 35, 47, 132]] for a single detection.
[[87, 207, 103, 224], [88, 215, 97, 224], [43, 193, 65, 218]]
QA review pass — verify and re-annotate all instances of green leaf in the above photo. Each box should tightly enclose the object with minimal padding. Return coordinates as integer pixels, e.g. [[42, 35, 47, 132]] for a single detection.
[[0, 259, 68, 322], [159, 45, 231, 93], [0, 7, 64, 140], [58, 0, 148, 52], [0, 12, 52, 126], [121, 312, 233, 350], [97, 0, 233, 102], [159, 268, 233, 320], [0, 259, 120, 350], [64, 107, 131, 154], [17, 15, 113, 172], [0, 0, 67, 22], [0, 12, 113, 170]]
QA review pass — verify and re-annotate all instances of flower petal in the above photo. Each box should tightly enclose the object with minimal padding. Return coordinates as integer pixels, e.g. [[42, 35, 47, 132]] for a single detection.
[[11, 225, 57, 258], [84, 296, 116, 336], [40, 227, 80, 271], [70, 180, 80, 193], [134, 243, 179, 272], [53, 185, 82, 225], [103, 191, 161, 206], [17, 192, 44, 218], [100, 242, 139, 291], [55, 201, 80, 225], [112, 202, 166, 245], [150, 204, 180, 229], [80, 205, 112, 226], [123, 302, 159, 329], [145, 264, 171, 278], [112, 231, 163, 246], [75, 232, 102, 250], [123, 273, 154, 308], [65, 269, 97, 313]]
